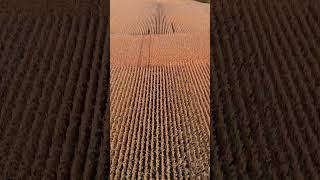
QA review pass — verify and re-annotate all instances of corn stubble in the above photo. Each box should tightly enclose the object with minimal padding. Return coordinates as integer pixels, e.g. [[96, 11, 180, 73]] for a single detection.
[[111, 0, 210, 179]]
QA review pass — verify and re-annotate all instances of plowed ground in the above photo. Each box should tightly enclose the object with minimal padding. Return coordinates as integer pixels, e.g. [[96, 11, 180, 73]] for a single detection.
[[211, 0, 320, 179], [111, 0, 209, 179], [0, 1, 109, 179]]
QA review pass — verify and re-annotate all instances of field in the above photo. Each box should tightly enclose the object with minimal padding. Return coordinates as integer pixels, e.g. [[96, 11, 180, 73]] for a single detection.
[[110, 0, 210, 179], [212, 0, 320, 179], [0, 1, 109, 179], [4, 0, 319, 179]]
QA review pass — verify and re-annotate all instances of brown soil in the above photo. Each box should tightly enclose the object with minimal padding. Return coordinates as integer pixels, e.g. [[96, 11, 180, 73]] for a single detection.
[[212, 0, 320, 179], [111, 0, 209, 179], [0, 0, 107, 16], [0, 1, 109, 179]]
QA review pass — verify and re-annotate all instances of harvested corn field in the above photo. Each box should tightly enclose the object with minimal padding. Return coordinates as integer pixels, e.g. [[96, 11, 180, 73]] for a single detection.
[[111, 0, 209, 179], [0, 0, 109, 179], [211, 0, 320, 179]]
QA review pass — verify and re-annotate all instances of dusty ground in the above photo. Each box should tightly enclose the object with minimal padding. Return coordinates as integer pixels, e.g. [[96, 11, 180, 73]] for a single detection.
[[110, 0, 209, 179]]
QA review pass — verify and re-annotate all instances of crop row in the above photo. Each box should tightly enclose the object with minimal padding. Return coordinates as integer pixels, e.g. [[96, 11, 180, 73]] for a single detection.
[[211, 0, 320, 179], [110, 65, 209, 179], [0, 14, 109, 180]]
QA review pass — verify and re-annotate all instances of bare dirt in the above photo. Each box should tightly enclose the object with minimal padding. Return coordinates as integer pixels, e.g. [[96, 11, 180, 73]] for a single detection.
[[0, 0, 107, 16], [211, 0, 320, 179], [110, 0, 210, 179], [0, 1, 109, 179]]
